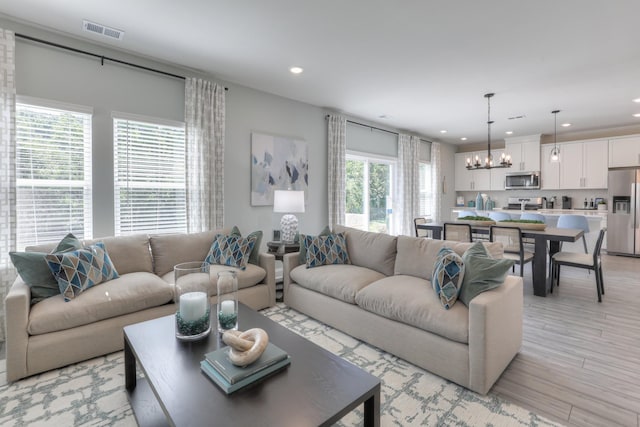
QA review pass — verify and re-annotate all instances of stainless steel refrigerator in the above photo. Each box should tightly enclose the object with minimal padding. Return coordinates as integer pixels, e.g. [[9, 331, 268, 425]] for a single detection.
[[608, 168, 640, 256]]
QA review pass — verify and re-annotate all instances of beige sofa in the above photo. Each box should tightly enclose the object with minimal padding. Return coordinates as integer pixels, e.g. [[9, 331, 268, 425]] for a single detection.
[[283, 224, 523, 395], [4, 229, 276, 382]]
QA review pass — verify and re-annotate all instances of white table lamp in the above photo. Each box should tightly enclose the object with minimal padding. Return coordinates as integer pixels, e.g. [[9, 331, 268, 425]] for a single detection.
[[274, 190, 305, 242]]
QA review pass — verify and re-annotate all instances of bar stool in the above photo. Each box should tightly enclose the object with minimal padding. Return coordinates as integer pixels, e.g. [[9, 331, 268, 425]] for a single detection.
[[457, 210, 477, 218], [519, 212, 546, 222], [488, 211, 512, 221], [557, 214, 589, 253]]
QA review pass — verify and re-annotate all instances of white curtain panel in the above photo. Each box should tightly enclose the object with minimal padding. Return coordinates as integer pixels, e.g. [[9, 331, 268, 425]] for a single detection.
[[327, 115, 346, 229], [431, 141, 442, 224], [0, 28, 16, 342], [394, 134, 420, 236], [185, 78, 226, 232]]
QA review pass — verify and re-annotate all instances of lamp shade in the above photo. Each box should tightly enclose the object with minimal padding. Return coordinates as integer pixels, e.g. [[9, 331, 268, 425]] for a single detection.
[[273, 190, 305, 213]]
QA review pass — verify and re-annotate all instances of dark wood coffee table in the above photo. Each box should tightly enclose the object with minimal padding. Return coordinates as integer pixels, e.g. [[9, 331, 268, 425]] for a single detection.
[[124, 303, 380, 426]]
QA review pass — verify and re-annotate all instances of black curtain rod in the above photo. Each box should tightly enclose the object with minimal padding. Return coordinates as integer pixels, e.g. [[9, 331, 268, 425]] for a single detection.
[[326, 115, 432, 143], [15, 33, 228, 90]]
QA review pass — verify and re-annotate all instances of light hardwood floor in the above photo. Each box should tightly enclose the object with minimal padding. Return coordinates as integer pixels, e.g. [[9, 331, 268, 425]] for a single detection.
[[494, 253, 640, 427]]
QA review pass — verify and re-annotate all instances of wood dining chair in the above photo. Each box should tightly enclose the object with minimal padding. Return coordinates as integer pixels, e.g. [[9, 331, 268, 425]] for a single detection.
[[414, 217, 429, 237], [490, 225, 534, 277], [550, 228, 606, 302], [443, 223, 472, 242]]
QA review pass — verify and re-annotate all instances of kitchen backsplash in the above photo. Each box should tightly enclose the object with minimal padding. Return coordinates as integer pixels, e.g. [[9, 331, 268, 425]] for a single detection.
[[456, 189, 608, 210]]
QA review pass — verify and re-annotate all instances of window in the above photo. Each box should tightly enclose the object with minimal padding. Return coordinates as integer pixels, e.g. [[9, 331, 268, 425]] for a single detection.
[[345, 153, 394, 233], [16, 100, 93, 249], [419, 162, 433, 217], [113, 115, 186, 235]]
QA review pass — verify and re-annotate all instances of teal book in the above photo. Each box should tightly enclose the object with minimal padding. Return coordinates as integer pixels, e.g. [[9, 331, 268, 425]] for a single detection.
[[204, 342, 288, 384], [200, 356, 291, 394]]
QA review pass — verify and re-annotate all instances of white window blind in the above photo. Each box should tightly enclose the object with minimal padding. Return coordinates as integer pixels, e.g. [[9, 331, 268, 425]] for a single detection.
[[16, 102, 93, 249], [419, 162, 433, 217], [113, 115, 186, 235]]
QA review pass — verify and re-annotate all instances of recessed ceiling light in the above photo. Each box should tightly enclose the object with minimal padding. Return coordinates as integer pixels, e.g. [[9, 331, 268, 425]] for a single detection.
[[289, 66, 304, 74], [633, 98, 640, 103], [440, 130, 447, 134], [633, 113, 640, 118], [460, 137, 467, 141], [505, 131, 513, 135], [561, 123, 572, 127]]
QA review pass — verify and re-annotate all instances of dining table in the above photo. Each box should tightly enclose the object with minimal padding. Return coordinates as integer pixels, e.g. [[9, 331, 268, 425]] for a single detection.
[[415, 223, 585, 297]]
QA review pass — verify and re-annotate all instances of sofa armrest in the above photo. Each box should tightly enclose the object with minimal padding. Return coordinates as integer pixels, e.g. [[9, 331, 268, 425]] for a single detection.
[[468, 275, 523, 394], [5, 277, 31, 382], [282, 252, 301, 297], [258, 252, 276, 306]]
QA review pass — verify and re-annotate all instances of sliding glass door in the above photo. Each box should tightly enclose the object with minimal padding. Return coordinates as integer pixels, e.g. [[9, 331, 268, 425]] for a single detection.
[[345, 153, 394, 233]]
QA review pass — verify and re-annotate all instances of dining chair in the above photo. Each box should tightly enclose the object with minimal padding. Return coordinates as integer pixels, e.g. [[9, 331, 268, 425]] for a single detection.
[[414, 217, 430, 238], [519, 212, 546, 222], [443, 223, 472, 242], [488, 211, 512, 221], [550, 228, 606, 302], [556, 214, 589, 253], [490, 225, 534, 277]]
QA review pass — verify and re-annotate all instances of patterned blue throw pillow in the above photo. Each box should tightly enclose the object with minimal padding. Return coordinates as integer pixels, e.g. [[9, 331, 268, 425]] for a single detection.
[[205, 234, 257, 270], [432, 247, 465, 309], [304, 232, 351, 268], [45, 242, 120, 302]]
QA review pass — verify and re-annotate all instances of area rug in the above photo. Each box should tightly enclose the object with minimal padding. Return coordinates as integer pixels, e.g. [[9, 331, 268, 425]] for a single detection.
[[0, 304, 563, 426]]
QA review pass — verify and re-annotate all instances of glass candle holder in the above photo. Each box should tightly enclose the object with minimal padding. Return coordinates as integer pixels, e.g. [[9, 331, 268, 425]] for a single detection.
[[217, 270, 238, 333], [174, 261, 211, 341]]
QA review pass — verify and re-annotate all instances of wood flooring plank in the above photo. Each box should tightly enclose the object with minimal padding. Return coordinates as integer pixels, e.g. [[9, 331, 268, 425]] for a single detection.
[[569, 406, 633, 427], [492, 377, 572, 421]]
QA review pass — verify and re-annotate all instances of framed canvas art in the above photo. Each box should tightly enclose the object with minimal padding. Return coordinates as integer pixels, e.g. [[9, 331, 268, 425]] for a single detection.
[[251, 132, 308, 206]]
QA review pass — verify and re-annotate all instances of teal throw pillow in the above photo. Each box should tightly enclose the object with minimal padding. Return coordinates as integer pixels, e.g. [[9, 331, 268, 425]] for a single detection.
[[45, 241, 120, 302], [9, 233, 83, 304], [304, 232, 351, 268], [205, 234, 257, 270], [299, 225, 331, 264], [230, 226, 263, 265], [458, 242, 514, 306], [431, 247, 465, 309]]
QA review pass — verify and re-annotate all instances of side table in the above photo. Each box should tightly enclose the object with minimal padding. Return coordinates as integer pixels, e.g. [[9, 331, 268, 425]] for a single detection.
[[266, 241, 300, 302]]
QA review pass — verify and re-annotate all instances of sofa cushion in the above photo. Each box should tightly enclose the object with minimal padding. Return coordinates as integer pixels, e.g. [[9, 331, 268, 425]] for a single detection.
[[394, 236, 504, 280], [150, 229, 229, 276], [10, 233, 83, 304], [160, 263, 266, 292], [27, 272, 174, 335], [432, 247, 465, 309], [355, 275, 469, 344], [45, 242, 120, 301], [333, 224, 397, 276], [290, 264, 385, 304], [459, 242, 514, 306], [304, 233, 351, 268], [84, 234, 153, 275], [205, 234, 256, 270]]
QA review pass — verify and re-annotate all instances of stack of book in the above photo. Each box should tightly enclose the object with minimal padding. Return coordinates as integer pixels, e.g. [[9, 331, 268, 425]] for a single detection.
[[201, 342, 290, 394]]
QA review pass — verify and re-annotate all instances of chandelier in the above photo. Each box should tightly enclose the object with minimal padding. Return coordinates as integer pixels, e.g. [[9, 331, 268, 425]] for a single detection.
[[465, 93, 512, 170]]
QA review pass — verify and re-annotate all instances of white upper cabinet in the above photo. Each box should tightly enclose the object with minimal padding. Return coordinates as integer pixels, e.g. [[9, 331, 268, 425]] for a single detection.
[[490, 148, 508, 190], [609, 136, 640, 167], [559, 139, 608, 189], [454, 152, 491, 191], [540, 144, 560, 189], [505, 135, 541, 172]]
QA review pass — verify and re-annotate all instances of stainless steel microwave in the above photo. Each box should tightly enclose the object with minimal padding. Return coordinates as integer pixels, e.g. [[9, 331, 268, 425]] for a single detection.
[[505, 172, 540, 190]]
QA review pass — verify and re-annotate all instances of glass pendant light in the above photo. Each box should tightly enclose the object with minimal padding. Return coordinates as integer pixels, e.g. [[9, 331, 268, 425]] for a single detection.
[[550, 110, 560, 163]]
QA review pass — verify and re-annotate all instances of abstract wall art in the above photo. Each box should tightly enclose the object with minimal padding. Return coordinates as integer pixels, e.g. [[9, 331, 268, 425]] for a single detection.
[[251, 132, 308, 206]]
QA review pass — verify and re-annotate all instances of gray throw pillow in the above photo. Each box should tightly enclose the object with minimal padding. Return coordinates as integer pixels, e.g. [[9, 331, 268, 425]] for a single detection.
[[458, 242, 514, 306], [299, 225, 331, 264], [9, 233, 83, 304]]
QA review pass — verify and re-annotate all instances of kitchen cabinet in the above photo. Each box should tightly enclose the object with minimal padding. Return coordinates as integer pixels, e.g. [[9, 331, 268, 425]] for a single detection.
[[541, 144, 560, 189], [609, 135, 640, 167], [559, 139, 608, 189], [505, 135, 541, 172], [490, 148, 508, 190], [454, 152, 490, 191]]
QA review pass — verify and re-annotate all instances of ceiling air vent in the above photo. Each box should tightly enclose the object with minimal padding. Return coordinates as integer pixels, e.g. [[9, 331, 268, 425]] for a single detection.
[[82, 20, 125, 41]]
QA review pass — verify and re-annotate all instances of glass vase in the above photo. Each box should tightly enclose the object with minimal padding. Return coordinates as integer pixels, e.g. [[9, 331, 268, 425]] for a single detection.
[[174, 261, 211, 341], [217, 270, 238, 334]]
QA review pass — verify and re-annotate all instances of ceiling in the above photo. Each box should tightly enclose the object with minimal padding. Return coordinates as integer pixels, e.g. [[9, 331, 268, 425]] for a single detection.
[[1, 0, 640, 145]]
